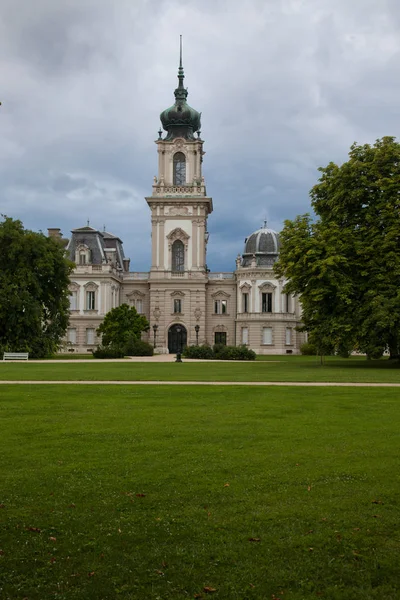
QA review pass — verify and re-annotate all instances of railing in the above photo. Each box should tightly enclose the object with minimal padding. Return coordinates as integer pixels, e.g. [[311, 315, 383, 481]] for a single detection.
[[208, 272, 235, 280], [124, 272, 150, 280], [236, 312, 297, 320], [74, 264, 118, 275], [153, 184, 206, 196]]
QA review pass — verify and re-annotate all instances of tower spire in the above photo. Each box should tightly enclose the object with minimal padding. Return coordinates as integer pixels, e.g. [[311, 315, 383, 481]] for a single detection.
[[177, 35, 185, 90]]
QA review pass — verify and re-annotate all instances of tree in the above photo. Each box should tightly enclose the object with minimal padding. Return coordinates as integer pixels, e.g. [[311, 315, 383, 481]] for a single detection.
[[97, 304, 149, 347], [274, 137, 400, 359], [0, 216, 74, 357]]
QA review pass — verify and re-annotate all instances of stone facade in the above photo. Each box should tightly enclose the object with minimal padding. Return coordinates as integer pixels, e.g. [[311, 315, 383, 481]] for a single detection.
[[54, 56, 305, 355]]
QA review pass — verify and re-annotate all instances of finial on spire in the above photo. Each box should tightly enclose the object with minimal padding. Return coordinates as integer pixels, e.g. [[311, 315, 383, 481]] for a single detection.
[[263, 219, 268, 228], [177, 35, 185, 90], [87, 219, 90, 227]]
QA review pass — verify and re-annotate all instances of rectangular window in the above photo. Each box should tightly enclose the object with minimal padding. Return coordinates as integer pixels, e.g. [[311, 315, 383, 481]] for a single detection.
[[262, 327, 273, 345], [262, 292, 272, 313], [67, 328, 76, 344], [285, 328, 292, 345], [214, 332, 227, 345], [242, 327, 248, 345], [214, 300, 228, 314], [86, 291, 95, 310], [69, 291, 77, 310], [86, 328, 95, 345], [135, 299, 143, 314], [174, 299, 182, 314], [285, 294, 290, 313], [79, 253, 86, 265], [242, 293, 249, 313]]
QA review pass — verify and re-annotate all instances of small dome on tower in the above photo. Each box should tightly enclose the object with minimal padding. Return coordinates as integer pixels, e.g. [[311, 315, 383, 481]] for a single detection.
[[241, 222, 280, 267], [159, 37, 201, 141]]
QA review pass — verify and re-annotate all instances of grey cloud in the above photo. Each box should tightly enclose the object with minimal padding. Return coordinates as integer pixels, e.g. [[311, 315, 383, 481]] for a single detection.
[[2, 0, 400, 270]]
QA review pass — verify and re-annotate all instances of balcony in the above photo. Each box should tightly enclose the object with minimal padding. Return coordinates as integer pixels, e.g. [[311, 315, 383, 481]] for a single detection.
[[152, 183, 206, 197]]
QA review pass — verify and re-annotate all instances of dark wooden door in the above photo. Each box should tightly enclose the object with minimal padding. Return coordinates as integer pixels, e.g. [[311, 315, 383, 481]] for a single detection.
[[168, 325, 187, 354]]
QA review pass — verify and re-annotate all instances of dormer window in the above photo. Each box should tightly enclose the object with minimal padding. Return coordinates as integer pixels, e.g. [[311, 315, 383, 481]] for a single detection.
[[173, 152, 186, 185], [75, 244, 91, 266]]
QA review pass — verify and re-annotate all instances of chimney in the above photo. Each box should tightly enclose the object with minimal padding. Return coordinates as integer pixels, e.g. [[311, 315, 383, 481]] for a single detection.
[[48, 228, 62, 239], [123, 258, 130, 272]]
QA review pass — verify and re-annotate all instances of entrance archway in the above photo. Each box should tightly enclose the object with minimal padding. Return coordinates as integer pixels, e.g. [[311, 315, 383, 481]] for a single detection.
[[168, 324, 187, 354]]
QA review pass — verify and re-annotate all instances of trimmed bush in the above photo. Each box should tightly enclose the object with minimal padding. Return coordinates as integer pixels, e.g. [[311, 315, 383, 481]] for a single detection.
[[300, 342, 317, 356], [183, 344, 256, 361], [214, 344, 256, 361], [124, 338, 154, 356], [92, 345, 125, 359], [183, 344, 214, 359]]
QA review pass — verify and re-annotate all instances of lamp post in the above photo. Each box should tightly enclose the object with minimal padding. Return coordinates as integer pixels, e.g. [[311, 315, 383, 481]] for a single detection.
[[152, 324, 158, 349], [195, 324, 200, 346], [175, 326, 183, 362]]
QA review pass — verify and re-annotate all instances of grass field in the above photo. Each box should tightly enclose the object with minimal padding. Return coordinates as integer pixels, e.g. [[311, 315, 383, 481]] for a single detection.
[[1, 384, 399, 599], [1, 356, 400, 383]]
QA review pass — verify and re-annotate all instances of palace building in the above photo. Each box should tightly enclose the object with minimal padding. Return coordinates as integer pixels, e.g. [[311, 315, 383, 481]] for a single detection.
[[51, 48, 304, 355]]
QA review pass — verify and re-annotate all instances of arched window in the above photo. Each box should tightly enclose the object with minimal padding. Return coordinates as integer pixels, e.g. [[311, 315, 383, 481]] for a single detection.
[[173, 152, 186, 185], [172, 240, 184, 272]]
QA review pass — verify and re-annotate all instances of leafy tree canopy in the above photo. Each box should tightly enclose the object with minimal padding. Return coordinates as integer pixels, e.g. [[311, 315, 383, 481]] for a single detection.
[[0, 216, 74, 357], [97, 304, 149, 347], [274, 136, 400, 359]]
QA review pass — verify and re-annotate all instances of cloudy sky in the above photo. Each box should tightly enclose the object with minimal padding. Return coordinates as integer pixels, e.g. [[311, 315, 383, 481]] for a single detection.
[[2, 0, 400, 271]]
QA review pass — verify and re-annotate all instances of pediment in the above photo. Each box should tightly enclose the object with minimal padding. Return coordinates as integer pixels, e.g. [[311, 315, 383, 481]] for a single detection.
[[126, 290, 146, 298], [170, 291, 185, 298], [239, 282, 252, 291], [167, 227, 190, 242], [84, 281, 98, 290], [258, 281, 276, 291], [211, 290, 231, 299]]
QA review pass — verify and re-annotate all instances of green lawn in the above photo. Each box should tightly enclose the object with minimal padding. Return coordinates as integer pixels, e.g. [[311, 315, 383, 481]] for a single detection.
[[1, 385, 399, 599], [1, 356, 400, 383]]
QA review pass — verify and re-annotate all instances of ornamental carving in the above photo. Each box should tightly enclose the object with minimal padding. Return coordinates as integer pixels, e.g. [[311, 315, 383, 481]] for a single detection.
[[69, 281, 80, 292], [126, 290, 146, 299], [167, 227, 190, 243], [194, 307, 202, 321], [258, 281, 277, 291], [213, 324, 227, 333], [239, 283, 252, 292], [211, 290, 231, 299], [153, 307, 161, 321], [165, 206, 191, 216], [170, 291, 185, 298], [84, 281, 98, 292]]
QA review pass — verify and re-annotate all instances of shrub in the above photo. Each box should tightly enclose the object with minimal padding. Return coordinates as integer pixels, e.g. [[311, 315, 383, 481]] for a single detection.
[[183, 344, 256, 361], [124, 338, 154, 356], [183, 344, 214, 359], [300, 342, 317, 356], [214, 344, 256, 361], [92, 345, 125, 359]]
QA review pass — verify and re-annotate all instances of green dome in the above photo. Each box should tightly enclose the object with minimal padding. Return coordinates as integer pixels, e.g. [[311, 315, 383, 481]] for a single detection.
[[160, 42, 201, 141]]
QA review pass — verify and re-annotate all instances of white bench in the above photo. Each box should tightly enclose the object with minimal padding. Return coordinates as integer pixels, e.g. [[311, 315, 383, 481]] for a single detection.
[[3, 352, 29, 361]]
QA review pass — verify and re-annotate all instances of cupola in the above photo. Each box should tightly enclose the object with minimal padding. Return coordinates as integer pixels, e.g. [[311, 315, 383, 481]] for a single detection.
[[241, 222, 280, 267], [160, 36, 201, 141]]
